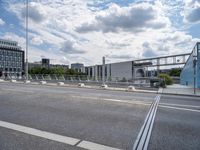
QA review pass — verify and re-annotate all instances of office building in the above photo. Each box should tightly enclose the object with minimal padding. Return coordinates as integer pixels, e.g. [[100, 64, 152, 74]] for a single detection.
[[42, 58, 50, 68], [71, 63, 84, 72], [0, 39, 24, 77], [84, 61, 151, 81]]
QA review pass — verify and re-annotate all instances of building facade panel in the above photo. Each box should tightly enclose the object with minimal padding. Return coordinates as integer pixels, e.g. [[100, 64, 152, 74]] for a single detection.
[[0, 39, 24, 77], [110, 61, 133, 81], [180, 42, 200, 88]]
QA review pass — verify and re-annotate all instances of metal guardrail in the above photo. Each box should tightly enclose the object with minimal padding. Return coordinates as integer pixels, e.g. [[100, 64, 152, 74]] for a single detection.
[[0, 74, 159, 88]]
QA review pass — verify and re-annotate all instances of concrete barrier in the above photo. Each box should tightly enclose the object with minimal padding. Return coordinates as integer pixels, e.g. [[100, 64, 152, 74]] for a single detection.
[[11, 79, 17, 83], [0, 79, 4, 82], [127, 86, 135, 91], [24, 80, 31, 84], [57, 82, 64, 86], [40, 81, 47, 85], [78, 83, 85, 87], [101, 84, 108, 89]]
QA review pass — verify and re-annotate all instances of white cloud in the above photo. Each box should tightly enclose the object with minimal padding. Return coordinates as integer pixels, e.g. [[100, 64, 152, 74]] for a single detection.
[[0, 18, 5, 25], [76, 3, 170, 33], [60, 40, 85, 54], [31, 36, 44, 46], [21, 2, 47, 23], [4, 0, 200, 66], [183, 0, 200, 23]]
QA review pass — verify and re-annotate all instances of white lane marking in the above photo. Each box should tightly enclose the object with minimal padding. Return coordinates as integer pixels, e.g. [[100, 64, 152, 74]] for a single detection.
[[160, 103, 200, 109], [103, 98, 151, 106], [72, 96, 151, 106], [133, 95, 161, 150], [77, 141, 122, 150], [159, 105, 200, 113], [0, 120, 122, 150], [0, 120, 80, 145]]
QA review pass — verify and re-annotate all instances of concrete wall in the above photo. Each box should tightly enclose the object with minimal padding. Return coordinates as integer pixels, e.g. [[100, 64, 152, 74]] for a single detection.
[[109, 61, 133, 80]]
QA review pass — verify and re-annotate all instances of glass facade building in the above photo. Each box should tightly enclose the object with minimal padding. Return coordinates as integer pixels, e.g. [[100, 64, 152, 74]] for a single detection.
[[0, 39, 24, 77], [180, 42, 200, 88]]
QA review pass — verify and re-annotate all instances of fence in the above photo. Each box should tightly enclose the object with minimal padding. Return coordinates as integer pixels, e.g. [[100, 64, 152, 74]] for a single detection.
[[0, 74, 161, 88]]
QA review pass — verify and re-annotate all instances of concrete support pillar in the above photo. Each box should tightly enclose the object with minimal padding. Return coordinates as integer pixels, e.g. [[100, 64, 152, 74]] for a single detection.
[[157, 58, 160, 76], [102, 57, 105, 84], [173, 57, 176, 64], [95, 65, 98, 81]]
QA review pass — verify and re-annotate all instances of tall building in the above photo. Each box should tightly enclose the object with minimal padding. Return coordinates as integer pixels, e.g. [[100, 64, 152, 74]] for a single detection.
[[71, 63, 84, 72], [42, 58, 50, 68], [0, 39, 24, 77], [180, 42, 200, 88], [28, 58, 69, 71]]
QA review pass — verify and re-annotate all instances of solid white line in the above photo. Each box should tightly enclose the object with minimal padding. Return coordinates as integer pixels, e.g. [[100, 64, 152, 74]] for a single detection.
[[0, 120, 122, 150], [160, 103, 200, 109], [104, 98, 151, 106], [159, 105, 200, 113], [77, 141, 122, 150], [0, 120, 80, 145], [72, 95, 151, 106], [133, 95, 160, 150]]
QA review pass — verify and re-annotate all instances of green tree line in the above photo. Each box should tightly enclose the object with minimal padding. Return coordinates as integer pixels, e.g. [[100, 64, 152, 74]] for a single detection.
[[28, 67, 86, 76]]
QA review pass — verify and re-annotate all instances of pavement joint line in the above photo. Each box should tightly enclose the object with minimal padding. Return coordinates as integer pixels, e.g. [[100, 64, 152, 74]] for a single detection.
[[133, 95, 161, 150], [0, 120, 121, 150], [74, 140, 83, 146], [159, 105, 200, 113]]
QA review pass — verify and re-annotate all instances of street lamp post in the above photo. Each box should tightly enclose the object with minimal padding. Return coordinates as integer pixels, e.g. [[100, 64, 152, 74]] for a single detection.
[[25, 0, 29, 81], [193, 58, 197, 94], [102, 56, 105, 85]]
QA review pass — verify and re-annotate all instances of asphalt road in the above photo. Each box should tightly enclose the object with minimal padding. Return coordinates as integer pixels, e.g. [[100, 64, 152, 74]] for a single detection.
[[0, 82, 199, 150], [149, 95, 200, 150]]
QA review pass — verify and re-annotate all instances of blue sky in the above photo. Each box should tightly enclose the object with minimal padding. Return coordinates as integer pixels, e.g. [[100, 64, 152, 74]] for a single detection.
[[0, 0, 200, 65]]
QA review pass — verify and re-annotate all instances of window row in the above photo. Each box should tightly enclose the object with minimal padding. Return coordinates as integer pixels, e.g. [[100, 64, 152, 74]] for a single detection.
[[0, 41, 17, 46], [0, 67, 21, 72], [0, 50, 23, 57], [0, 56, 22, 61], [0, 61, 22, 67]]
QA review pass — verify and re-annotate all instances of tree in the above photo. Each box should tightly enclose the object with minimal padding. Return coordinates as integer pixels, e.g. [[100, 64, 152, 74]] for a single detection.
[[159, 74, 173, 85], [169, 68, 181, 77]]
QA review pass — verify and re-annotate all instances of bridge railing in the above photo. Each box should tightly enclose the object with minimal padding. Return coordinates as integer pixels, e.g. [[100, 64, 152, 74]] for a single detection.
[[0, 74, 159, 88]]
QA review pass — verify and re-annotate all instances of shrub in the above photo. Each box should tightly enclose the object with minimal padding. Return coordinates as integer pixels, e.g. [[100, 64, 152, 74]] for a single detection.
[[159, 74, 173, 85]]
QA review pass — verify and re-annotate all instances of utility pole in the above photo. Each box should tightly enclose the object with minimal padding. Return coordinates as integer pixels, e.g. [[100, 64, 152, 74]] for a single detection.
[[102, 56, 105, 85], [193, 58, 197, 94], [25, 0, 29, 81]]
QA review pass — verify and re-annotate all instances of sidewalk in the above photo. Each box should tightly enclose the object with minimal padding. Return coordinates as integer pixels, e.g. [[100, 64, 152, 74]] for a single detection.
[[162, 84, 200, 97]]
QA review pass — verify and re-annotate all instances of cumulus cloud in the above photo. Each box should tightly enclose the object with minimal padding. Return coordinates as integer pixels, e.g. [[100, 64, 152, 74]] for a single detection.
[[0, 18, 5, 25], [76, 3, 169, 33], [31, 36, 44, 46], [21, 2, 47, 23], [183, 0, 200, 23], [4, 0, 200, 65], [142, 42, 157, 58], [60, 40, 85, 54], [108, 54, 134, 59]]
